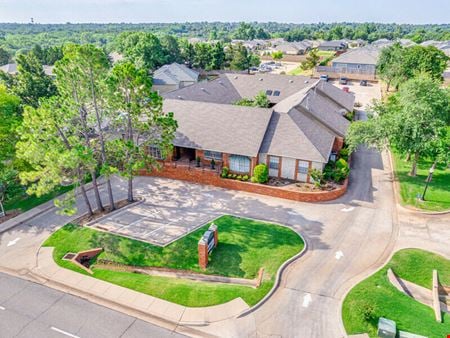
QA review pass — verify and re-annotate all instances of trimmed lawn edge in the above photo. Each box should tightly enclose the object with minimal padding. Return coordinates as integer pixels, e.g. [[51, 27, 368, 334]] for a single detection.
[[341, 248, 450, 338], [239, 224, 308, 317], [388, 150, 450, 214], [43, 214, 305, 307]]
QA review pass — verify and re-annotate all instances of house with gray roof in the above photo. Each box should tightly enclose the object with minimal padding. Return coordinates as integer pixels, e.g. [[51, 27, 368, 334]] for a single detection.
[[331, 47, 380, 74], [0, 63, 54, 77], [159, 73, 353, 183], [274, 41, 312, 55], [318, 40, 348, 52], [152, 63, 200, 94]]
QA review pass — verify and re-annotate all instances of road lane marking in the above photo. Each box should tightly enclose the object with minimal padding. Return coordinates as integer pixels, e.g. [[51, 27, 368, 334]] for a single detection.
[[302, 293, 312, 308], [7, 238, 21, 247], [335, 251, 344, 260], [50, 327, 80, 338], [340, 206, 355, 212]]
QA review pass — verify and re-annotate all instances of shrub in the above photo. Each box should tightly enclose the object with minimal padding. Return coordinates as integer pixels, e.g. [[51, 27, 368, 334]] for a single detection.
[[339, 148, 349, 161], [227, 173, 233, 178], [333, 158, 350, 182], [232, 174, 237, 179], [242, 175, 249, 181], [237, 175, 243, 181], [308, 168, 324, 188], [252, 164, 269, 183], [221, 166, 229, 178]]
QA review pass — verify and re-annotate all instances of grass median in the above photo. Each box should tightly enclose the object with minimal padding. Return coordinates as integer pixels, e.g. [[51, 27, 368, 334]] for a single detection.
[[392, 150, 450, 212], [43, 215, 303, 307], [342, 249, 450, 338]]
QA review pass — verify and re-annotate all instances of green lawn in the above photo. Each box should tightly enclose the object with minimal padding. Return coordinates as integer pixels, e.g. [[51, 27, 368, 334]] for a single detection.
[[43, 215, 303, 307], [4, 184, 74, 212], [342, 249, 450, 338], [392, 150, 450, 211]]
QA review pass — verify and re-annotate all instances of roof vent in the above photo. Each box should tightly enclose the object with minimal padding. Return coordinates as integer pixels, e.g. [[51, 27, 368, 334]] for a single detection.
[[234, 76, 238, 79], [304, 80, 309, 84], [259, 78, 263, 81], [201, 88, 206, 91], [218, 80, 223, 84], [289, 79, 294, 83], [177, 95, 183, 99]]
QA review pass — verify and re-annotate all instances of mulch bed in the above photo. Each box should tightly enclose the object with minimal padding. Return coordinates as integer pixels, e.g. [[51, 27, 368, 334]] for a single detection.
[[0, 210, 21, 224], [76, 198, 138, 225]]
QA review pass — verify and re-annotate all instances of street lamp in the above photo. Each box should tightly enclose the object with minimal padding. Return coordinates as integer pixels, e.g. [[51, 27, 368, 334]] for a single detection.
[[420, 163, 436, 201]]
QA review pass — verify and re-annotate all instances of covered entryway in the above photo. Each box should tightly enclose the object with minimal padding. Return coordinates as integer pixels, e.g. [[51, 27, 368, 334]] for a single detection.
[[174, 146, 196, 162]]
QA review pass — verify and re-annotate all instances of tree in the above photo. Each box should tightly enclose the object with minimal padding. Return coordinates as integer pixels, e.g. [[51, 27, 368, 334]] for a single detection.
[[16, 99, 97, 216], [180, 40, 195, 67], [301, 48, 320, 74], [107, 62, 177, 202], [193, 42, 212, 69], [116, 32, 166, 71], [209, 42, 226, 70], [14, 52, 56, 107], [0, 47, 10, 66], [272, 50, 283, 60], [347, 74, 450, 176], [253, 91, 270, 108], [229, 43, 260, 73], [376, 43, 405, 91], [160, 35, 181, 64]]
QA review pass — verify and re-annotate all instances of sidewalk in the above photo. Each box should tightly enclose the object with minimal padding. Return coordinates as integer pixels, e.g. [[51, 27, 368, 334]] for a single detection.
[[32, 247, 250, 326]]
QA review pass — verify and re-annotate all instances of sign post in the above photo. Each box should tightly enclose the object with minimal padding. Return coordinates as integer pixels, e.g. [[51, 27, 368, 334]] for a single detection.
[[198, 223, 218, 269]]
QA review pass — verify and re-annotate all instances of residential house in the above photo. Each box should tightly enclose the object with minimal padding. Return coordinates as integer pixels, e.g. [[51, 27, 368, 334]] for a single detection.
[[152, 63, 200, 94], [160, 73, 353, 182], [274, 41, 313, 55], [318, 40, 348, 52], [331, 47, 380, 74], [0, 63, 54, 77]]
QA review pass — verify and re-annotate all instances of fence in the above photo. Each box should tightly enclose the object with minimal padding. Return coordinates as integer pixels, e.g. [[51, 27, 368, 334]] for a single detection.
[[315, 66, 377, 81]]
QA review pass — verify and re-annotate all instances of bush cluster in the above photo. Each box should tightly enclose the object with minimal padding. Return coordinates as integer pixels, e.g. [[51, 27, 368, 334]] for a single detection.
[[251, 164, 269, 183], [221, 167, 249, 181]]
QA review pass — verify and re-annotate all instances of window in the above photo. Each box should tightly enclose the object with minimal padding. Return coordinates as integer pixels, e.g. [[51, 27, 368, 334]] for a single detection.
[[229, 155, 251, 173], [297, 161, 309, 174], [273, 90, 281, 96], [265, 90, 273, 96], [269, 156, 279, 170], [204, 150, 222, 161], [149, 146, 163, 159]]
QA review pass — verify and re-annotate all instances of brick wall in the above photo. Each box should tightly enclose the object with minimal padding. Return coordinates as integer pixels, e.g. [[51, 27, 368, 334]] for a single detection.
[[138, 163, 348, 202], [332, 137, 345, 153]]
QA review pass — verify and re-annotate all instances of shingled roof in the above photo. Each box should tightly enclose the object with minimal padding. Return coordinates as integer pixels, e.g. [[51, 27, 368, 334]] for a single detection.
[[153, 63, 199, 86], [332, 47, 380, 66], [163, 99, 273, 157]]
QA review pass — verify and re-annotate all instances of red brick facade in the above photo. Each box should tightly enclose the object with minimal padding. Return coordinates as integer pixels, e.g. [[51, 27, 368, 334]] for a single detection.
[[332, 137, 345, 153], [138, 163, 348, 202]]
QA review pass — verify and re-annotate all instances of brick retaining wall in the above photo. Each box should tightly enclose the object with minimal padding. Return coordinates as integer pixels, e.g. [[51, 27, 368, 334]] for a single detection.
[[138, 164, 348, 202]]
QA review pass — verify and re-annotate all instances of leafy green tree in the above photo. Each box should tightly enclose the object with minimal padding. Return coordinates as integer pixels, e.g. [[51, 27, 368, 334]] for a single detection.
[[272, 51, 283, 60], [233, 23, 257, 40], [301, 48, 320, 74], [179, 40, 195, 67], [116, 32, 166, 71], [376, 43, 405, 91], [107, 62, 177, 202], [193, 42, 212, 69], [160, 35, 181, 64], [209, 42, 226, 70], [347, 74, 450, 176], [229, 43, 260, 73], [16, 99, 97, 216], [14, 52, 56, 107], [0, 47, 10, 66]]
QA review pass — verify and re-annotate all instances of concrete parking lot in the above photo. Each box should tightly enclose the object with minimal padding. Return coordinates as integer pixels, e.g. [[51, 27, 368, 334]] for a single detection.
[[330, 80, 381, 109]]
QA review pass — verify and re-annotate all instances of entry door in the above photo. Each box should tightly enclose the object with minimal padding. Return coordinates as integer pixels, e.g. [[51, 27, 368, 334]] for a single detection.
[[297, 160, 309, 182]]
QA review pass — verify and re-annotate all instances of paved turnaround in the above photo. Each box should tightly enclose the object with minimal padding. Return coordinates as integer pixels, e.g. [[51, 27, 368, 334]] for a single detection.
[[0, 272, 185, 338], [0, 137, 449, 336]]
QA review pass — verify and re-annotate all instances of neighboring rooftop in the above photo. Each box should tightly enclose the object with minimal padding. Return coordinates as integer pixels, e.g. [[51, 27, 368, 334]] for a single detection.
[[153, 63, 199, 86], [332, 47, 380, 66], [0, 63, 54, 76]]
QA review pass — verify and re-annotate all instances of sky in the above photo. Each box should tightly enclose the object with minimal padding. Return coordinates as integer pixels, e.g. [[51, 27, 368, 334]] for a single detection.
[[0, 0, 449, 24]]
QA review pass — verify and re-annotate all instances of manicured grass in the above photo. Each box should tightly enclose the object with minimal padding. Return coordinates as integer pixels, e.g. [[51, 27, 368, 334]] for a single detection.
[[392, 150, 450, 211], [43, 215, 303, 307], [288, 65, 312, 76], [342, 249, 450, 338], [4, 185, 74, 212], [317, 50, 336, 58]]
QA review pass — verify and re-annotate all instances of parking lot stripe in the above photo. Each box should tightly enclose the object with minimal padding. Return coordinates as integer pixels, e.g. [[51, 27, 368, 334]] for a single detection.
[[50, 327, 80, 338]]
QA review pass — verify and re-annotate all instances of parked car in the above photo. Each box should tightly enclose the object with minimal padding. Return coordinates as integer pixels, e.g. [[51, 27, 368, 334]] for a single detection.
[[342, 86, 350, 93], [360, 80, 368, 86], [320, 74, 329, 82], [339, 77, 348, 85]]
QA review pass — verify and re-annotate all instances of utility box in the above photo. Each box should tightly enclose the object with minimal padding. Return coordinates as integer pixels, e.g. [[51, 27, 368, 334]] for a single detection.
[[377, 317, 396, 338]]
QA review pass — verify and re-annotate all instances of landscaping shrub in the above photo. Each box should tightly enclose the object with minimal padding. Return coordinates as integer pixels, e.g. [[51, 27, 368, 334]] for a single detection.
[[333, 158, 350, 182], [237, 175, 242, 181], [221, 166, 229, 178], [232, 174, 237, 179], [339, 148, 349, 161], [308, 168, 324, 188], [227, 173, 233, 178], [242, 175, 249, 181], [252, 164, 269, 183]]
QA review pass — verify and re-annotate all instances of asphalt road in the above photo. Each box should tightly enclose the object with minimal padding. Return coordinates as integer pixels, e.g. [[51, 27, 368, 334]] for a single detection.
[[0, 272, 185, 338]]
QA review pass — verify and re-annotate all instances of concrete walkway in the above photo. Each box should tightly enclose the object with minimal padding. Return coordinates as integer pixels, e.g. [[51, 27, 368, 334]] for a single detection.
[[33, 247, 249, 326]]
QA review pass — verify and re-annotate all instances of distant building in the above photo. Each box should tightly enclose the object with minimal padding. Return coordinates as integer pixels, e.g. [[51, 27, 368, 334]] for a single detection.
[[0, 63, 54, 77], [152, 63, 200, 94], [274, 41, 313, 55], [318, 40, 348, 52], [331, 47, 380, 74]]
